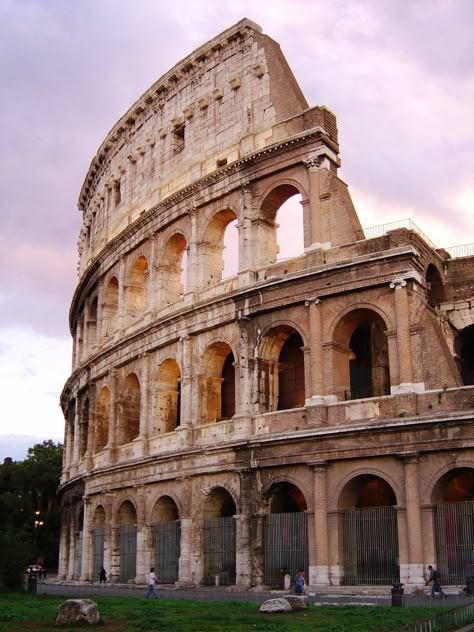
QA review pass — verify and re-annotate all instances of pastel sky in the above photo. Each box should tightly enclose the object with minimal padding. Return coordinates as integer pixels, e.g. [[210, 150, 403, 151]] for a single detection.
[[1, 0, 473, 461]]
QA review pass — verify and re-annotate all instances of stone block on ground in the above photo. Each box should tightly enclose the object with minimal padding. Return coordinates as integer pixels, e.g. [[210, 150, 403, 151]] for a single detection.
[[259, 597, 292, 613], [55, 599, 100, 626], [282, 594, 309, 609]]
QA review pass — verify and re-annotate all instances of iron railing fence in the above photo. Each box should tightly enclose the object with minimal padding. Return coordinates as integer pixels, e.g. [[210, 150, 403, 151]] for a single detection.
[[264, 512, 308, 589], [361, 219, 473, 260], [92, 527, 104, 578], [444, 243, 474, 258], [399, 602, 474, 632], [120, 524, 137, 581], [203, 516, 236, 586], [435, 501, 474, 584], [154, 521, 181, 583], [343, 506, 400, 585]]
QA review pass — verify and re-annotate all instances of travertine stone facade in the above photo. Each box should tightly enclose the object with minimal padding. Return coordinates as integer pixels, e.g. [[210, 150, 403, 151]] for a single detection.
[[59, 19, 474, 591]]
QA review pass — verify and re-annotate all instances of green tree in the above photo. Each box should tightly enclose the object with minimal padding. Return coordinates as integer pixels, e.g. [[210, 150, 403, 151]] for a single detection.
[[0, 441, 63, 589]]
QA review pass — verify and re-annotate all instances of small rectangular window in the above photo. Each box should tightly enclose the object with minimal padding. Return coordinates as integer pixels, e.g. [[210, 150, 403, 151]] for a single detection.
[[114, 181, 121, 206]]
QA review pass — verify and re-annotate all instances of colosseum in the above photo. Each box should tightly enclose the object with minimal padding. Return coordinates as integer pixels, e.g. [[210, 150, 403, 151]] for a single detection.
[[58, 18, 474, 592]]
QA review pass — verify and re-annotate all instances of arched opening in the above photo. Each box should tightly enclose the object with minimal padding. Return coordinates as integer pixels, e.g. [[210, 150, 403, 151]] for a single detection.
[[433, 468, 474, 584], [203, 487, 236, 585], [338, 474, 399, 585], [95, 386, 110, 452], [103, 276, 119, 338], [201, 342, 235, 423], [127, 256, 148, 321], [75, 506, 84, 579], [92, 506, 106, 578], [221, 352, 235, 419], [118, 373, 140, 445], [276, 194, 304, 260], [159, 233, 187, 306], [153, 359, 181, 434], [278, 332, 305, 410], [223, 218, 239, 278], [458, 324, 474, 385], [263, 482, 308, 588], [333, 309, 390, 401], [151, 496, 180, 583], [117, 501, 137, 581], [259, 325, 305, 412], [79, 397, 89, 458], [426, 264, 445, 307], [258, 184, 304, 268], [200, 209, 238, 286], [88, 296, 98, 350]]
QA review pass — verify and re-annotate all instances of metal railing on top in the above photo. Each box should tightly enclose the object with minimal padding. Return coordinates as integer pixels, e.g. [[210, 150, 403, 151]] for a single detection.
[[361, 219, 474, 259]]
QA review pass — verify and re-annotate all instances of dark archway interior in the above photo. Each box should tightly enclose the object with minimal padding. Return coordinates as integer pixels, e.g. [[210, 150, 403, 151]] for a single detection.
[[269, 482, 307, 513], [278, 333, 305, 410]]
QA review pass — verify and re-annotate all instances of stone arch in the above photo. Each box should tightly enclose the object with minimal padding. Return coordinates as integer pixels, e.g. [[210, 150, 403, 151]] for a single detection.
[[117, 500, 137, 582], [202, 487, 237, 586], [203, 486, 237, 518], [258, 324, 306, 412], [262, 480, 309, 588], [253, 182, 306, 268], [337, 473, 400, 586], [158, 232, 187, 306], [333, 468, 402, 512], [126, 255, 148, 320], [88, 295, 98, 350], [151, 495, 181, 523], [79, 396, 89, 458], [118, 373, 140, 445], [426, 263, 446, 307], [332, 307, 391, 400], [95, 386, 110, 452], [153, 358, 181, 434], [103, 275, 119, 338], [117, 499, 138, 524], [200, 341, 236, 423], [92, 505, 106, 528], [150, 494, 181, 583], [456, 324, 474, 385], [200, 208, 238, 286], [430, 467, 474, 584]]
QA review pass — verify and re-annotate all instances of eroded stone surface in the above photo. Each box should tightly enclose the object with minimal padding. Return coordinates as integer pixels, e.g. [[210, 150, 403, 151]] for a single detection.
[[55, 599, 99, 626]]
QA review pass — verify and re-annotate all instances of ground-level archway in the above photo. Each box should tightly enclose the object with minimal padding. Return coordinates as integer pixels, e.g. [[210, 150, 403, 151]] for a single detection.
[[339, 474, 399, 585], [202, 487, 236, 585], [117, 501, 137, 581], [92, 506, 106, 578], [263, 481, 308, 588], [433, 468, 474, 584], [151, 496, 181, 583]]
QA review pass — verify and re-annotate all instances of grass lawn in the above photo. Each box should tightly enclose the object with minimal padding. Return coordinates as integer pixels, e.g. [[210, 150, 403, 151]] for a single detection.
[[0, 593, 444, 631]]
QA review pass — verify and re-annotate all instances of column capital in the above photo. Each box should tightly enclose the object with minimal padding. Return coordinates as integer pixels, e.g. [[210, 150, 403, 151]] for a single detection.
[[308, 461, 328, 472], [305, 297, 322, 307], [390, 278, 407, 290]]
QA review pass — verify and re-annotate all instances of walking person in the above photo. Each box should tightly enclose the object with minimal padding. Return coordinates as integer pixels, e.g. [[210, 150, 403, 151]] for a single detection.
[[426, 565, 446, 598], [145, 567, 159, 599], [294, 569, 305, 595], [99, 567, 107, 584]]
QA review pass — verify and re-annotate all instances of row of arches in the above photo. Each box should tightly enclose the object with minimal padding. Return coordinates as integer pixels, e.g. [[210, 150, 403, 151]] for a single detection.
[[75, 188, 305, 358], [64, 467, 474, 587]]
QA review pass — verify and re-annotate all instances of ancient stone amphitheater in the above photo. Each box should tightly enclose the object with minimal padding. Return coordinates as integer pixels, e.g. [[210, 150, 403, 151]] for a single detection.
[[58, 18, 474, 591]]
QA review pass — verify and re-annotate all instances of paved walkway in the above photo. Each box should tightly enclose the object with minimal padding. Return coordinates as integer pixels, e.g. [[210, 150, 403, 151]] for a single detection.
[[34, 579, 474, 610]]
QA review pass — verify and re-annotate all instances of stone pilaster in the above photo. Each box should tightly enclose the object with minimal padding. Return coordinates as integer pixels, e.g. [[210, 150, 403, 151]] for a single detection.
[[80, 497, 92, 581], [176, 518, 194, 586], [400, 453, 425, 586], [309, 463, 330, 585]]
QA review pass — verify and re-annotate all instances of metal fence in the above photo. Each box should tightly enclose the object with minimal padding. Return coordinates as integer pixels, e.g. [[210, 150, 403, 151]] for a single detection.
[[399, 602, 474, 632], [444, 243, 474, 259], [92, 527, 104, 578], [343, 506, 400, 585], [203, 516, 236, 585], [119, 524, 137, 581], [154, 521, 181, 583], [435, 501, 474, 584], [264, 512, 308, 588]]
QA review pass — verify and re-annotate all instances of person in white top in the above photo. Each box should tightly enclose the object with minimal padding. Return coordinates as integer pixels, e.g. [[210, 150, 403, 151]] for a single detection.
[[145, 566, 159, 598]]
